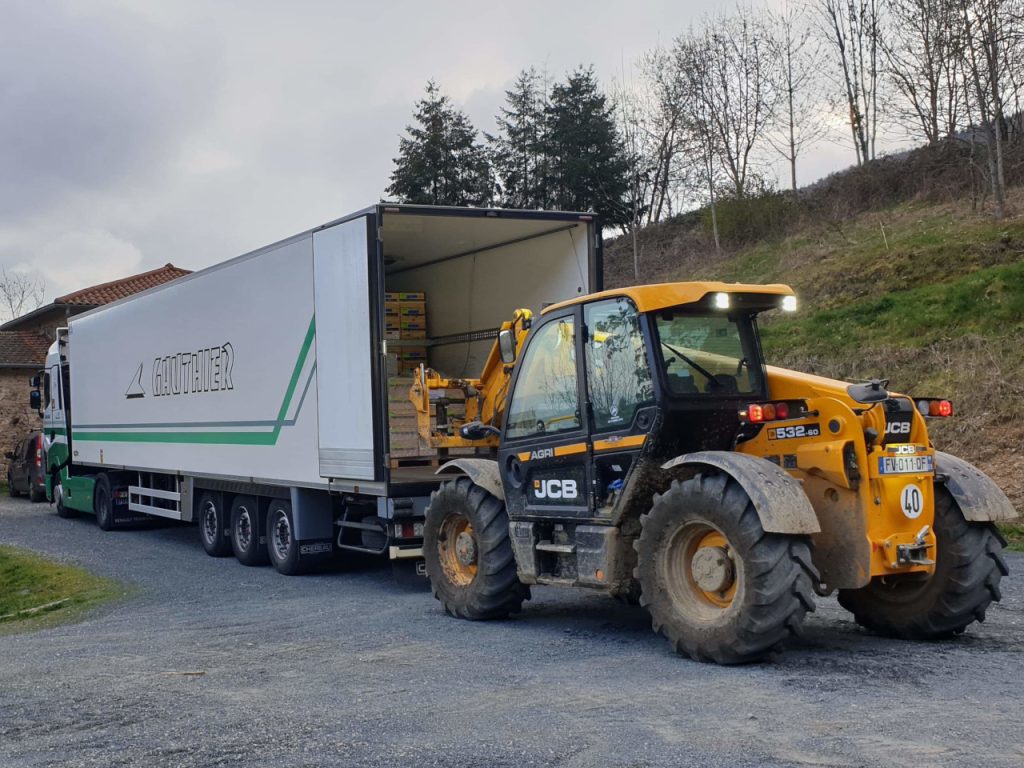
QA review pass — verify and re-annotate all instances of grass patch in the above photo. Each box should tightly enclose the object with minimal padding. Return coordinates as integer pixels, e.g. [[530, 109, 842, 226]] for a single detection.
[[762, 260, 1024, 355], [999, 523, 1024, 552], [0, 545, 121, 633]]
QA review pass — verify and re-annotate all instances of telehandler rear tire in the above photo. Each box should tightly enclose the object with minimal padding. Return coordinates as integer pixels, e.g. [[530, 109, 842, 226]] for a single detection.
[[837, 485, 1009, 639], [423, 478, 528, 620], [636, 473, 817, 664]]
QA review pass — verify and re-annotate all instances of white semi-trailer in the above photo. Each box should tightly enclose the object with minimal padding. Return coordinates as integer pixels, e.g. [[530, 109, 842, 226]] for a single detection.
[[35, 205, 601, 574]]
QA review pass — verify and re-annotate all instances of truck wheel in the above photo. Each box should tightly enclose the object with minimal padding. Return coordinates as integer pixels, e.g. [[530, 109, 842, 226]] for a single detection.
[[266, 499, 309, 575], [423, 478, 528, 620], [198, 491, 232, 557], [29, 480, 44, 503], [230, 495, 268, 566], [53, 476, 77, 518], [837, 484, 1009, 639], [7, 471, 18, 497], [636, 473, 816, 664], [95, 474, 115, 531]]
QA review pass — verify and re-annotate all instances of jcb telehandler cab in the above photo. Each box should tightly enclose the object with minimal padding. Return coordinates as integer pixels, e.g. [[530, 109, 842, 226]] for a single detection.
[[412, 282, 1016, 664]]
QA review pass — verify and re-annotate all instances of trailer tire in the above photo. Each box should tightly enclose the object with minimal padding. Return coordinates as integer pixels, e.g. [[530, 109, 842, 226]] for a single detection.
[[198, 491, 232, 557], [94, 474, 116, 531], [423, 478, 528, 621], [230, 495, 268, 566], [53, 476, 76, 518], [636, 473, 817, 664], [266, 500, 309, 576], [837, 484, 1009, 639]]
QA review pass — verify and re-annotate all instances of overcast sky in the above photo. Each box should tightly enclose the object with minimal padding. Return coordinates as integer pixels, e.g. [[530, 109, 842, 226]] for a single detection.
[[0, 0, 878, 301]]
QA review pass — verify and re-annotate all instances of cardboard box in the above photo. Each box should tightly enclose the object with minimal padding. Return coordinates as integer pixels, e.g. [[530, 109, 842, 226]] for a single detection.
[[384, 291, 400, 301], [400, 346, 428, 362], [400, 329, 426, 340], [384, 300, 401, 316], [400, 317, 426, 331], [399, 301, 426, 317], [385, 316, 402, 332], [397, 291, 425, 301]]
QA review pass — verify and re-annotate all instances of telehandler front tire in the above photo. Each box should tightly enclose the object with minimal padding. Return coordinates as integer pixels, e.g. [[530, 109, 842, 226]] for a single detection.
[[423, 478, 528, 620], [837, 484, 1009, 639], [636, 473, 817, 664]]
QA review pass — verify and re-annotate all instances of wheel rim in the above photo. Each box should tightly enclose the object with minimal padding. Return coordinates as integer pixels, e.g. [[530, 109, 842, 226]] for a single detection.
[[202, 501, 219, 544], [663, 522, 741, 620], [54, 483, 63, 509], [236, 507, 253, 550], [271, 511, 291, 561], [438, 513, 477, 587]]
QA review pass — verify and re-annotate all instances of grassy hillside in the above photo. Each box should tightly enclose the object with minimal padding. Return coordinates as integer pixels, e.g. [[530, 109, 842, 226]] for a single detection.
[[604, 187, 1024, 530]]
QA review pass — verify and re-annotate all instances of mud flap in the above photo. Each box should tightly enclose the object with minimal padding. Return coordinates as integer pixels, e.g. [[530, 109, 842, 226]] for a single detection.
[[935, 452, 1018, 522]]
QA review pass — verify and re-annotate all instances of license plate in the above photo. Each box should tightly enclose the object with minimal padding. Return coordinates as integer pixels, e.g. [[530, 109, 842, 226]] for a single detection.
[[878, 455, 934, 475]]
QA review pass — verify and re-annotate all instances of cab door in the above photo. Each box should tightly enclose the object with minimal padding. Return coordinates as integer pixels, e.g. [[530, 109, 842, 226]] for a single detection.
[[581, 298, 656, 514], [498, 308, 591, 520]]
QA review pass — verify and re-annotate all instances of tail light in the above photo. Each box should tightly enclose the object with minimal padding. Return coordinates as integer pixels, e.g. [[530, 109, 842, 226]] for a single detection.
[[916, 399, 953, 418], [34, 439, 42, 467], [743, 400, 806, 424]]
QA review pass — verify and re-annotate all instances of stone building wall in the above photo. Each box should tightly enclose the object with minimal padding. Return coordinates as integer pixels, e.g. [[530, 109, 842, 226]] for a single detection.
[[0, 368, 43, 480]]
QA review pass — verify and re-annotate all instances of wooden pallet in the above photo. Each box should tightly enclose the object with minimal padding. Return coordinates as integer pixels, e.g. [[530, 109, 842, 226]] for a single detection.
[[389, 456, 441, 469]]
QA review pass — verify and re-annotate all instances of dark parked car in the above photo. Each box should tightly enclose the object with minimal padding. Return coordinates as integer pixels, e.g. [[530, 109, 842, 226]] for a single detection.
[[7, 431, 46, 502]]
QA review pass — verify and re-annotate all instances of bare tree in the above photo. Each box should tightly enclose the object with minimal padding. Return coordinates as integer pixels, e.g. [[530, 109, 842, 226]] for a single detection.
[[674, 10, 778, 200], [957, 0, 1023, 217], [766, 1, 830, 193], [0, 268, 45, 322], [817, 0, 885, 165], [883, 0, 965, 144]]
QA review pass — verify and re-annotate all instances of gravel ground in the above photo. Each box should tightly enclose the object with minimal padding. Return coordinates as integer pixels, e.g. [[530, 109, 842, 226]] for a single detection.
[[1, 495, 1022, 768]]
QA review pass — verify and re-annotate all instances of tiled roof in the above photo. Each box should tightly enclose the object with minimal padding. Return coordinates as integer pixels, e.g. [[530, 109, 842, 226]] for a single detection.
[[0, 331, 50, 367], [55, 263, 192, 306]]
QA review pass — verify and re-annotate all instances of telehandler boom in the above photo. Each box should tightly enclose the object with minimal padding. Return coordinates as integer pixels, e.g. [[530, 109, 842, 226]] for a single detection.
[[413, 281, 1016, 663]]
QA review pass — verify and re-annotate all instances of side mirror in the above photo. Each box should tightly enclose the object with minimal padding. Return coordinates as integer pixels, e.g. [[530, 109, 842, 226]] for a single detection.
[[29, 390, 41, 411], [498, 329, 516, 365], [30, 374, 40, 388], [847, 378, 890, 404], [459, 421, 501, 441]]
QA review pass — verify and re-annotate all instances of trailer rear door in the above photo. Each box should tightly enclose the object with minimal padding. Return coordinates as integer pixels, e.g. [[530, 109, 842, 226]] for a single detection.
[[312, 215, 380, 481]]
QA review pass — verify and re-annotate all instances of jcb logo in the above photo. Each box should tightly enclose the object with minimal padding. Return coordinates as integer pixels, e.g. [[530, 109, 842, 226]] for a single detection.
[[885, 422, 911, 435], [533, 479, 578, 499], [892, 444, 918, 455]]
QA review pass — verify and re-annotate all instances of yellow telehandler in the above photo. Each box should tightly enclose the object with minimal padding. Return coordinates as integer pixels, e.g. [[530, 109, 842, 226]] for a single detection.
[[408, 282, 1016, 663]]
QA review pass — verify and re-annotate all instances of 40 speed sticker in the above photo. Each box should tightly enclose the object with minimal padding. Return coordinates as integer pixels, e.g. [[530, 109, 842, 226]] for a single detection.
[[767, 423, 820, 440], [900, 483, 924, 519]]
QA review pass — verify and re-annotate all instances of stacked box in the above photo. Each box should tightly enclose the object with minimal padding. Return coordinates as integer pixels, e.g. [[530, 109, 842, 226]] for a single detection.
[[388, 376, 423, 458], [384, 291, 402, 341]]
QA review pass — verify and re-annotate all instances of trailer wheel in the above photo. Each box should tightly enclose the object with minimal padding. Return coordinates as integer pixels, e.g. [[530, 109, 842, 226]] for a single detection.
[[230, 495, 268, 566], [95, 474, 115, 531], [837, 484, 1009, 639], [636, 473, 817, 664], [198, 491, 232, 557], [423, 478, 528, 620], [266, 499, 309, 575]]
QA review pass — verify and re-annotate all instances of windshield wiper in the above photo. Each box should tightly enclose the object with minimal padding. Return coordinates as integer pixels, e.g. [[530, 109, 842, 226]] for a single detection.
[[660, 341, 718, 384]]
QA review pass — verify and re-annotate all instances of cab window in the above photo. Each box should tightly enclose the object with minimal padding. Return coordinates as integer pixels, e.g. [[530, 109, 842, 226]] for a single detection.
[[655, 312, 761, 395], [505, 316, 580, 440], [584, 299, 653, 431]]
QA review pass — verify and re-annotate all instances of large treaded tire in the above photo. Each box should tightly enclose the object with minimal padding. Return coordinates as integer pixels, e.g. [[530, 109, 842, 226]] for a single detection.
[[636, 473, 817, 664], [837, 484, 1009, 639], [94, 474, 115, 531], [423, 478, 528, 620]]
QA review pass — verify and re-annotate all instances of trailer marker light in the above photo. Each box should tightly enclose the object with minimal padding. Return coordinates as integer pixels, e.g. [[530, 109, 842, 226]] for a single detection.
[[748, 404, 765, 423], [713, 292, 730, 309], [917, 400, 930, 414], [774, 402, 790, 420], [762, 403, 777, 421], [929, 400, 953, 417], [782, 295, 797, 312]]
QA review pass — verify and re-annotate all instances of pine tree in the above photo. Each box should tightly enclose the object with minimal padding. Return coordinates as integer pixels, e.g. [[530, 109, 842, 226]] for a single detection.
[[542, 67, 632, 225], [489, 68, 546, 209], [387, 81, 493, 206]]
